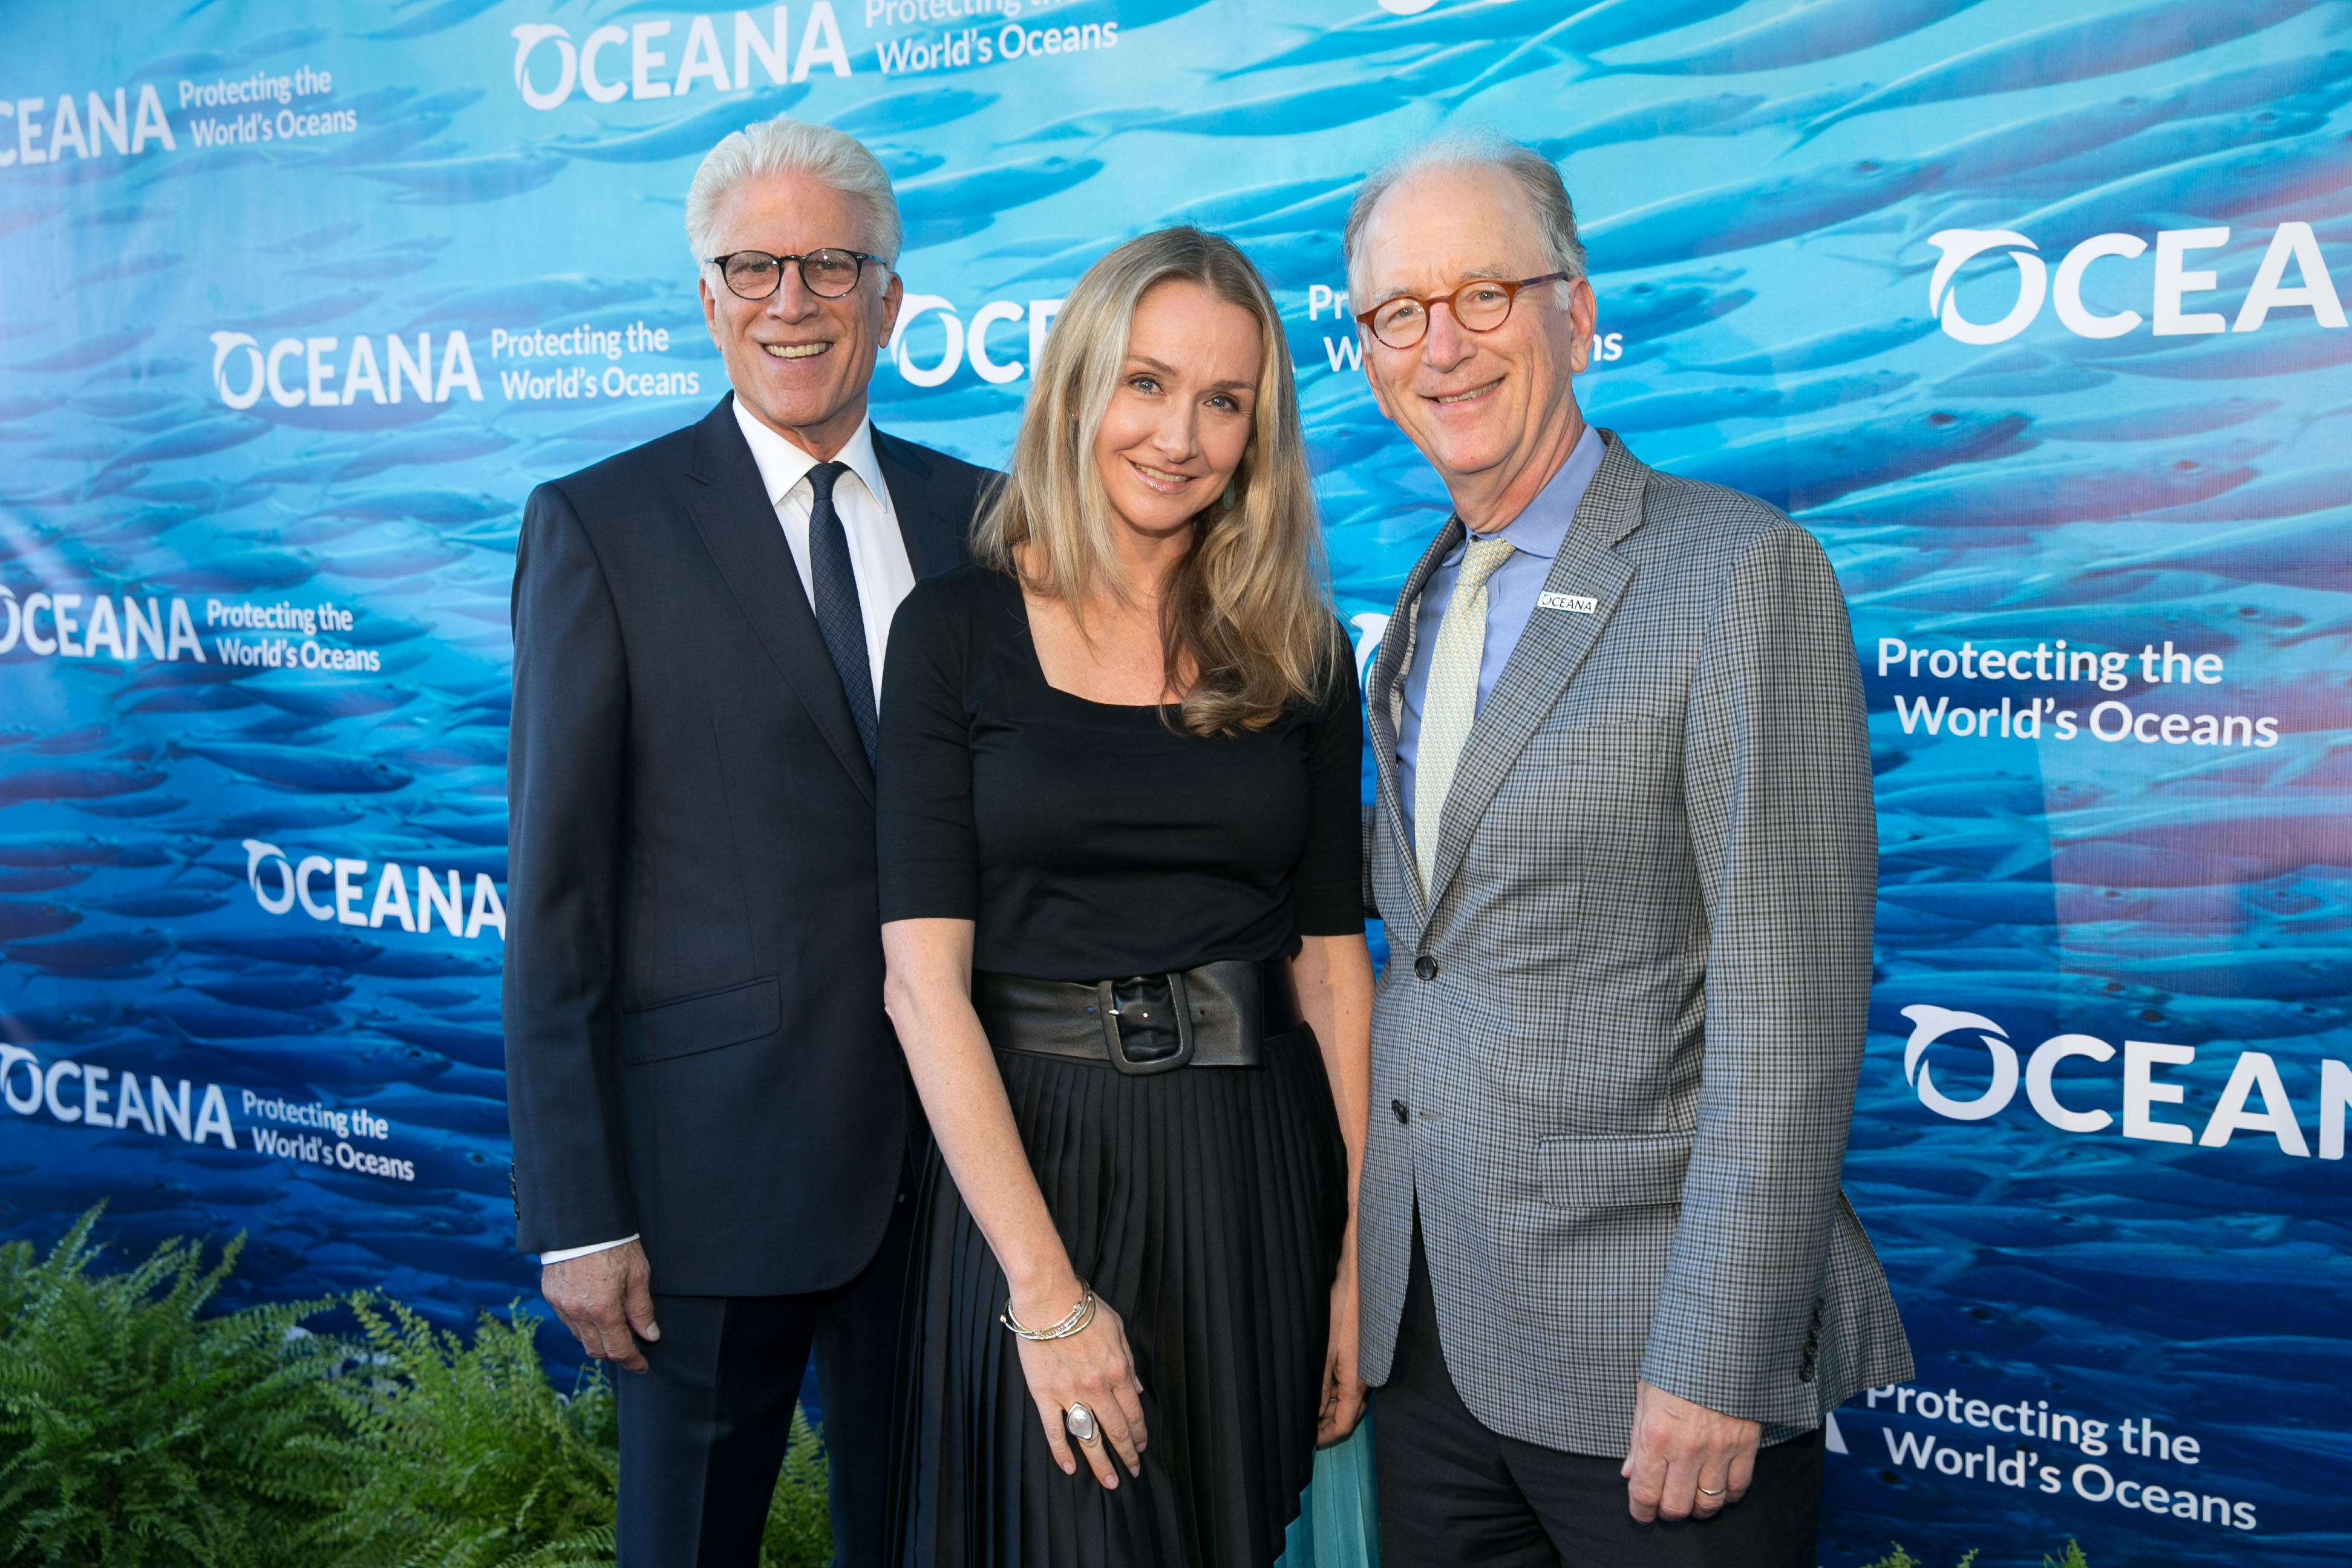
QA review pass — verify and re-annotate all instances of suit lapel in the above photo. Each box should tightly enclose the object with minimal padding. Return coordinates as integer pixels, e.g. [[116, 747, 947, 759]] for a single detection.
[[1423, 433, 1650, 913], [873, 425, 970, 578], [684, 397, 875, 802], [1368, 518, 1463, 933]]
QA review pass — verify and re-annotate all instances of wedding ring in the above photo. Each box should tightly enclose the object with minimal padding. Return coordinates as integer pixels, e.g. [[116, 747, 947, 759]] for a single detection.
[[1066, 1402, 1099, 1444], [1697, 1485, 1726, 1497]]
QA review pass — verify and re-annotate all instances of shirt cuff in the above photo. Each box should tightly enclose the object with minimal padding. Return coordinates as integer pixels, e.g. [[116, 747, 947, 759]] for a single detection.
[[538, 1234, 639, 1264]]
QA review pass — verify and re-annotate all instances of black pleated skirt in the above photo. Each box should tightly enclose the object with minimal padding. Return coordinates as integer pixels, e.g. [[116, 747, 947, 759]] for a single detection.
[[890, 1024, 1348, 1568]]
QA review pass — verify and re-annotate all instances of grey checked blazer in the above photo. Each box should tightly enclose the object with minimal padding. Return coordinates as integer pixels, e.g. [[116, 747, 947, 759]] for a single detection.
[[1359, 430, 1912, 1457]]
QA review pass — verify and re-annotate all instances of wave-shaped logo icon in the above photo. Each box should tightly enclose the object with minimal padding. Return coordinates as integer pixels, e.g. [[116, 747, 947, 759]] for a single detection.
[[209, 331, 264, 410], [1926, 229, 2046, 347], [1901, 1003, 2019, 1121], [511, 25, 578, 111]]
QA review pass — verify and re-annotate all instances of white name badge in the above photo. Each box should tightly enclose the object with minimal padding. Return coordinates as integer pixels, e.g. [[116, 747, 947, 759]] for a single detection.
[[1539, 591, 1599, 614]]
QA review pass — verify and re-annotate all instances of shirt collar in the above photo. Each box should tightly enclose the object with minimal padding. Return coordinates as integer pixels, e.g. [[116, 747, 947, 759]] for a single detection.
[[731, 397, 892, 518], [1474, 422, 1606, 564]]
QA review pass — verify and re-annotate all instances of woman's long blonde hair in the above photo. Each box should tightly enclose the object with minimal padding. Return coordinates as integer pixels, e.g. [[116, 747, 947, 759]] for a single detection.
[[974, 226, 1336, 737]]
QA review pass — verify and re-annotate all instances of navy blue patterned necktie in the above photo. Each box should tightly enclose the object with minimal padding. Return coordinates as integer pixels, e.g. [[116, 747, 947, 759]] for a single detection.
[[804, 461, 877, 766]]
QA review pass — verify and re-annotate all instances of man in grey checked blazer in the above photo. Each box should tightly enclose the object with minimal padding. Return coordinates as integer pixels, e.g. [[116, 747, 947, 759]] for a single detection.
[[1345, 132, 1912, 1566]]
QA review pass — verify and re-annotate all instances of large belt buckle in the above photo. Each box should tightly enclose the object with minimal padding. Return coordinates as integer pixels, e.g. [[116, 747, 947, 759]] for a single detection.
[[1096, 973, 1194, 1076]]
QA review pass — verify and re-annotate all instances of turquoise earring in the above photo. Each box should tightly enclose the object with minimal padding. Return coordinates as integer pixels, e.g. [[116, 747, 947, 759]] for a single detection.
[[1222, 478, 1238, 510]]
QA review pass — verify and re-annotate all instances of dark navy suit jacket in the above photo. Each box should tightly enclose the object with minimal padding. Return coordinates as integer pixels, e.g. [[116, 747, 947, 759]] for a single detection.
[[504, 393, 987, 1295]]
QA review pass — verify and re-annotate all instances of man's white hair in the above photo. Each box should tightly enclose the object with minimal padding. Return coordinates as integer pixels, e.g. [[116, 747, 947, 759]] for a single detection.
[[1342, 127, 1587, 294], [684, 114, 903, 269]]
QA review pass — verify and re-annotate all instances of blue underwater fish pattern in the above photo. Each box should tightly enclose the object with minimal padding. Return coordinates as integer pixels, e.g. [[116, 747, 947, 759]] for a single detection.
[[2, 2, 2349, 1562]]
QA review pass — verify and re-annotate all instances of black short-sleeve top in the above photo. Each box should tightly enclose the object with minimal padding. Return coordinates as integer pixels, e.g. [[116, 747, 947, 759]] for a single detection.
[[876, 563, 1364, 982]]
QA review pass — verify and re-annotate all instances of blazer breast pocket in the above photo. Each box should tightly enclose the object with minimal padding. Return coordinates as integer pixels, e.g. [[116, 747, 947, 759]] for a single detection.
[[621, 975, 780, 1065], [1530, 1130, 1690, 1212]]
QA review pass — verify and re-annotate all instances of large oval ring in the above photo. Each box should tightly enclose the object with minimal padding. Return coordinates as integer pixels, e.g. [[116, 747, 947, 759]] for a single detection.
[[1065, 1402, 1099, 1445]]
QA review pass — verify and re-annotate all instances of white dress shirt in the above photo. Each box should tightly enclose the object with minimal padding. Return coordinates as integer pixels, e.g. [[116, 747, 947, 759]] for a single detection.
[[537, 402, 914, 1268], [732, 399, 916, 708]]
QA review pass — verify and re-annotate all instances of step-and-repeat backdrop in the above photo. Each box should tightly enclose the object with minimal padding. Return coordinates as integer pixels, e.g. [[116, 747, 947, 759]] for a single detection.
[[2, 1, 2345, 1561]]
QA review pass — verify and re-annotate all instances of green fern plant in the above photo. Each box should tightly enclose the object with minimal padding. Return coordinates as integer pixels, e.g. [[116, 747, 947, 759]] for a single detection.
[[760, 1403, 832, 1568], [0, 1209, 837, 1567], [1847, 1549, 1997, 1568], [327, 1296, 621, 1568], [2042, 1543, 2089, 1568], [0, 1208, 350, 1568], [324, 1295, 834, 1568]]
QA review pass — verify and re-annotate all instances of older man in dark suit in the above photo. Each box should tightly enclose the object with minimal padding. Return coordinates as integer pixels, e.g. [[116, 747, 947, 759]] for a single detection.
[[1350, 130, 1913, 1567], [504, 116, 988, 1567]]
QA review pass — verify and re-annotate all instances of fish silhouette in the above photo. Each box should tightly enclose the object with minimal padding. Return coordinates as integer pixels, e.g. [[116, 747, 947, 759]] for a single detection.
[[101, 416, 272, 472], [146, 550, 316, 593], [2036, 397, 2278, 443], [1597, 0, 1991, 77], [0, 835, 123, 869], [294, 252, 442, 283], [1671, 408, 2032, 512], [181, 972, 353, 1011], [183, 931, 384, 969], [832, 87, 999, 140], [896, 157, 1105, 248], [71, 794, 194, 820], [177, 742, 413, 795], [0, 901, 82, 942], [87, 890, 229, 918], [359, 0, 507, 41], [1593, 369, 1915, 436], [0, 765, 170, 805], [8, 328, 155, 374], [1806, 452, 2260, 529], [358, 150, 571, 206], [1584, 157, 1946, 273], [1671, 319, 1936, 376], [4, 927, 172, 978], [2013, 126, 2352, 237], [397, 273, 651, 334], [558, 88, 813, 165], [1802, 0, 2319, 139]]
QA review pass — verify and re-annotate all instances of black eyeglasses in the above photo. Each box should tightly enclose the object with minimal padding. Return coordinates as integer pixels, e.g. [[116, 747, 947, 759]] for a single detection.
[[708, 248, 881, 301], [1354, 273, 1572, 350]]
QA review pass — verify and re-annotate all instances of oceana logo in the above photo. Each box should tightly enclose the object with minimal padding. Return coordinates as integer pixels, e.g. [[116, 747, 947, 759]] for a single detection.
[[210, 330, 482, 409], [1927, 221, 2346, 345], [509, 6, 852, 111], [242, 839, 506, 941], [1898, 1003, 2348, 1160]]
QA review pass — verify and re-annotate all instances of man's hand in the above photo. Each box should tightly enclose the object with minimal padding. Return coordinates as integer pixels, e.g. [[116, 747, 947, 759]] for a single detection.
[[1620, 1379, 1760, 1523], [541, 1239, 659, 1374]]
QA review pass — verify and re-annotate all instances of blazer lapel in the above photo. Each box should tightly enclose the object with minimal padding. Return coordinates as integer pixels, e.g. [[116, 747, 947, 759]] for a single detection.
[[873, 425, 972, 578], [1368, 518, 1464, 933], [683, 396, 875, 802], [1423, 433, 1650, 913]]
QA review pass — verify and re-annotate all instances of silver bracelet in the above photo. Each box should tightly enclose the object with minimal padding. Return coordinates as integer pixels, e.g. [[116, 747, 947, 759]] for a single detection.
[[1002, 1281, 1098, 1341]]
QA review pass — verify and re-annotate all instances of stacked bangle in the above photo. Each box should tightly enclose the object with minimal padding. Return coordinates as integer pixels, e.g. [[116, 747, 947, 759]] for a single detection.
[[1002, 1281, 1098, 1341]]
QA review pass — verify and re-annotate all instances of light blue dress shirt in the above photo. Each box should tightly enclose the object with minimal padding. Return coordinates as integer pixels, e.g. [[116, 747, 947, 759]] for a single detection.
[[1397, 424, 1606, 846]]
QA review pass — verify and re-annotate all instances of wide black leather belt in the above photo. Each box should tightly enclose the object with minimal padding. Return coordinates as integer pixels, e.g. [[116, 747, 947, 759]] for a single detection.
[[975, 957, 1301, 1076]]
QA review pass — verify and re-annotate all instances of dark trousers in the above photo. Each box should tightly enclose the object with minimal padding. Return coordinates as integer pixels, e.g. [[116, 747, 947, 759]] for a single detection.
[[616, 1192, 913, 1568], [1375, 1223, 1824, 1568]]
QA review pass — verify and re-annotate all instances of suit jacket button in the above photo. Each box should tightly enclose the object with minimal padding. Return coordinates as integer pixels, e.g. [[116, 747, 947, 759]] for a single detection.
[[1392, 1099, 1410, 1125], [1413, 954, 1437, 981]]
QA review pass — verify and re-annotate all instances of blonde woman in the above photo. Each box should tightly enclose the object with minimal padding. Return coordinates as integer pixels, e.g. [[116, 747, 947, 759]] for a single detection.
[[877, 226, 1373, 1566]]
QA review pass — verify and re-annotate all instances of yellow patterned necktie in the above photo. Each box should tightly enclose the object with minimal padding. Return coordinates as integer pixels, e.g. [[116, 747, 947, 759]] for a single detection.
[[1413, 534, 1516, 893]]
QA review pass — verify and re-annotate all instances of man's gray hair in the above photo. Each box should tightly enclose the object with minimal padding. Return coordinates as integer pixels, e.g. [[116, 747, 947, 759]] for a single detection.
[[1342, 128, 1587, 289], [684, 114, 903, 269]]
